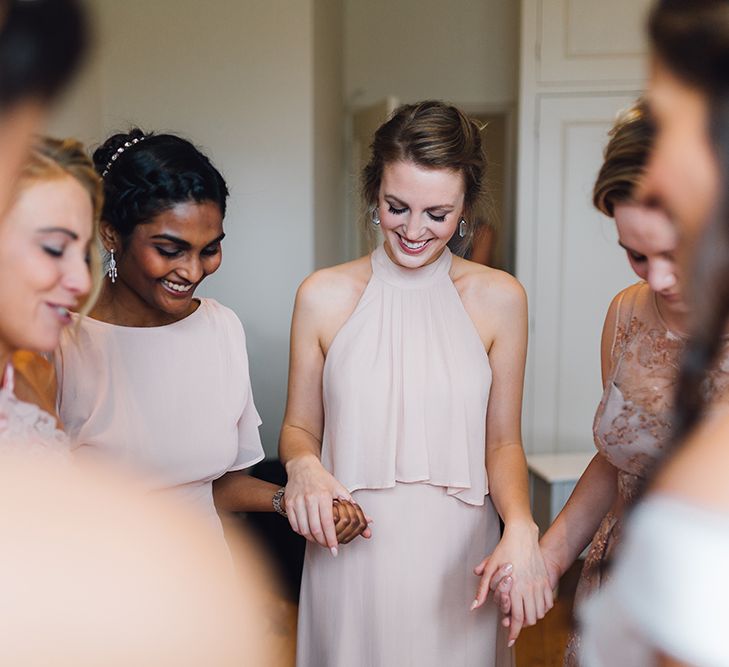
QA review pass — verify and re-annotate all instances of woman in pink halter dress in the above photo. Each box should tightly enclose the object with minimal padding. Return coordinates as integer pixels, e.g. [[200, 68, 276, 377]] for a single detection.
[[0, 136, 102, 454], [281, 101, 552, 666]]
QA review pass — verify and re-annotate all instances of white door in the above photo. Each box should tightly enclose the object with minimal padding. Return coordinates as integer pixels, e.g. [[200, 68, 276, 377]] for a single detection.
[[517, 1, 651, 454]]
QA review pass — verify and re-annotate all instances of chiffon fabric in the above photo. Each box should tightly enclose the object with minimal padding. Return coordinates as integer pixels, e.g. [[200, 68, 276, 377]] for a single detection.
[[55, 298, 264, 536], [297, 245, 512, 667], [580, 495, 729, 667], [564, 282, 729, 664], [0, 362, 70, 458]]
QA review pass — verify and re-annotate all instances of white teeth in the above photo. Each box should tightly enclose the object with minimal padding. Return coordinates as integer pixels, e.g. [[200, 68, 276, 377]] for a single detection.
[[162, 279, 193, 293], [56, 306, 69, 317], [401, 237, 428, 250]]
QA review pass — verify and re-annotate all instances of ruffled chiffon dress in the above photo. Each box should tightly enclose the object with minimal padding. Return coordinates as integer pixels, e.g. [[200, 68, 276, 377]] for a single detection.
[[296, 245, 512, 667]]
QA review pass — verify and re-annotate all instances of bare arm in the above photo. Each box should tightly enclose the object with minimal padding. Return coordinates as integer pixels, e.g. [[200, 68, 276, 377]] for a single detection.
[[213, 473, 282, 513], [539, 292, 622, 579], [278, 273, 369, 553], [471, 275, 552, 643]]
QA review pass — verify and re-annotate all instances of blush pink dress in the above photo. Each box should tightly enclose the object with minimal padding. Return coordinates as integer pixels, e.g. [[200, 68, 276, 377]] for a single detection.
[[55, 298, 265, 537], [564, 282, 729, 665], [296, 245, 512, 667]]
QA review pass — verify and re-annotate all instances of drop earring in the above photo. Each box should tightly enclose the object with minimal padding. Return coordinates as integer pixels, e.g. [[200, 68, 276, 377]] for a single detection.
[[107, 248, 118, 284], [458, 218, 467, 238], [371, 207, 381, 226]]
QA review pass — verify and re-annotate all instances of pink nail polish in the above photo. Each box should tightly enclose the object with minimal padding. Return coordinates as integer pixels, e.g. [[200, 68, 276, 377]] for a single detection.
[[470, 599, 479, 611], [330, 546, 338, 557], [508, 640, 515, 648]]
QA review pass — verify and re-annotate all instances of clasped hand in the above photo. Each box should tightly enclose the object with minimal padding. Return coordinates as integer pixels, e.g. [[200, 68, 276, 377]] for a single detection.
[[284, 457, 372, 555], [471, 524, 554, 647]]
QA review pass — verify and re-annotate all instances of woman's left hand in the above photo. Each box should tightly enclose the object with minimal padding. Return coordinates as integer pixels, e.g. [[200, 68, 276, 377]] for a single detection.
[[471, 521, 553, 647]]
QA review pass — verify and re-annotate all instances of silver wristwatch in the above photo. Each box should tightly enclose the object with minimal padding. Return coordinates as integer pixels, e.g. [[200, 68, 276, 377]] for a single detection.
[[272, 487, 287, 517]]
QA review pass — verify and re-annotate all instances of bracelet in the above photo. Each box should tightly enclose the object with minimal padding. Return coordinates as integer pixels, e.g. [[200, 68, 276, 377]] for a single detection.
[[272, 487, 287, 517]]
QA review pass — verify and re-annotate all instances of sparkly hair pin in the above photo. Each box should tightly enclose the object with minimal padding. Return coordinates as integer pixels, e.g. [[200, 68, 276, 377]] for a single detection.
[[101, 136, 145, 177]]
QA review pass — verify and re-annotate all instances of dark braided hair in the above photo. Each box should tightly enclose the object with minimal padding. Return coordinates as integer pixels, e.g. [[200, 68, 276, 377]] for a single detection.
[[648, 0, 729, 445], [92, 128, 229, 242]]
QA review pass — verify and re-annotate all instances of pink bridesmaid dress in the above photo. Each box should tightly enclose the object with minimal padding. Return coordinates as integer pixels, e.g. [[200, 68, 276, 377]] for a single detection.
[[296, 245, 512, 667], [55, 298, 265, 539]]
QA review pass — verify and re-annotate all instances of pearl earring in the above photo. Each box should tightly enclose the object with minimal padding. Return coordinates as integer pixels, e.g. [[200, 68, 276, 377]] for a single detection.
[[107, 249, 118, 284]]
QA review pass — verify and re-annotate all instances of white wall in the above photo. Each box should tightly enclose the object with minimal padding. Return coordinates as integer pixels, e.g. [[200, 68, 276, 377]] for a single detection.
[[343, 0, 519, 108], [48, 0, 346, 456], [314, 0, 346, 268]]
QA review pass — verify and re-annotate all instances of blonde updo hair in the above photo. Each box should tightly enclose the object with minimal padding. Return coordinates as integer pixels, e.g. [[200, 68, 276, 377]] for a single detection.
[[18, 136, 103, 315], [593, 100, 655, 218], [362, 100, 488, 253]]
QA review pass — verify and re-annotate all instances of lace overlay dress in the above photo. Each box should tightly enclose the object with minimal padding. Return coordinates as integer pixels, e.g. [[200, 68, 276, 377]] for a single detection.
[[0, 363, 70, 459], [564, 282, 729, 665]]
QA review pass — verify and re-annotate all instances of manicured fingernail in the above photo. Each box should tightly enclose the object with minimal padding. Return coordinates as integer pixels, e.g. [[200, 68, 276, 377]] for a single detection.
[[508, 640, 515, 648], [470, 599, 479, 611], [330, 547, 338, 557], [504, 563, 513, 573]]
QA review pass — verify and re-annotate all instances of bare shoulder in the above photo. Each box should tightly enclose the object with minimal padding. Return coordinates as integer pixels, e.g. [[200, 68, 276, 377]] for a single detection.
[[296, 255, 371, 314], [294, 256, 372, 350], [451, 257, 526, 313]]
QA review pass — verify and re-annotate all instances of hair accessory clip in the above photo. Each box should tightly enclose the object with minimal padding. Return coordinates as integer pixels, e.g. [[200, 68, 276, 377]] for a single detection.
[[101, 136, 146, 178]]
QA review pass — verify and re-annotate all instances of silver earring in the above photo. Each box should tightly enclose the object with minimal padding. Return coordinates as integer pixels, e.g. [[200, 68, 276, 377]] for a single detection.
[[371, 207, 381, 226], [107, 249, 118, 284], [458, 218, 467, 238]]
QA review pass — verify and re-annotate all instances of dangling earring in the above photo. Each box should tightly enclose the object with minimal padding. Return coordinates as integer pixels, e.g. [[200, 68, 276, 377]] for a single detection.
[[458, 218, 467, 238], [371, 207, 381, 226], [107, 248, 118, 284]]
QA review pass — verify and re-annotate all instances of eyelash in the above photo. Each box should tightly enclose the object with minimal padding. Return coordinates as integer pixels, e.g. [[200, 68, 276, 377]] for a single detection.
[[387, 205, 446, 222], [628, 251, 647, 263], [156, 245, 221, 258], [156, 247, 181, 258], [42, 246, 64, 258]]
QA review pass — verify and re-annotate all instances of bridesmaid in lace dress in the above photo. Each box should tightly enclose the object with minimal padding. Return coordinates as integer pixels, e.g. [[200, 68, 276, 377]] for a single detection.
[[498, 100, 729, 664], [0, 136, 102, 452], [281, 101, 551, 666], [581, 2, 729, 665]]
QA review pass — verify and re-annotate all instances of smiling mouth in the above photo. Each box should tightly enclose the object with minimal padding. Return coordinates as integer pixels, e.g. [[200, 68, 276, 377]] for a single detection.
[[47, 302, 73, 324], [160, 278, 194, 294], [397, 234, 432, 252]]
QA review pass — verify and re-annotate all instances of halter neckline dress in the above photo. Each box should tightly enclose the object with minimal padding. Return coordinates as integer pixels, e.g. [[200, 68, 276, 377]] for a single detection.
[[296, 245, 512, 667]]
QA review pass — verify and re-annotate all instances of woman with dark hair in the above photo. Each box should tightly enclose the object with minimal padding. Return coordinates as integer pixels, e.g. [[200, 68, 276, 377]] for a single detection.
[[56, 129, 364, 545], [579, 2, 729, 665], [0, 0, 88, 218], [281, 100, 551, 666]]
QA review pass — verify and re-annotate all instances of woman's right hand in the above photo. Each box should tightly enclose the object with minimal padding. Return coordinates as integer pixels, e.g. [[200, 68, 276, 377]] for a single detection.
[[284, 454, 370, 554]]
